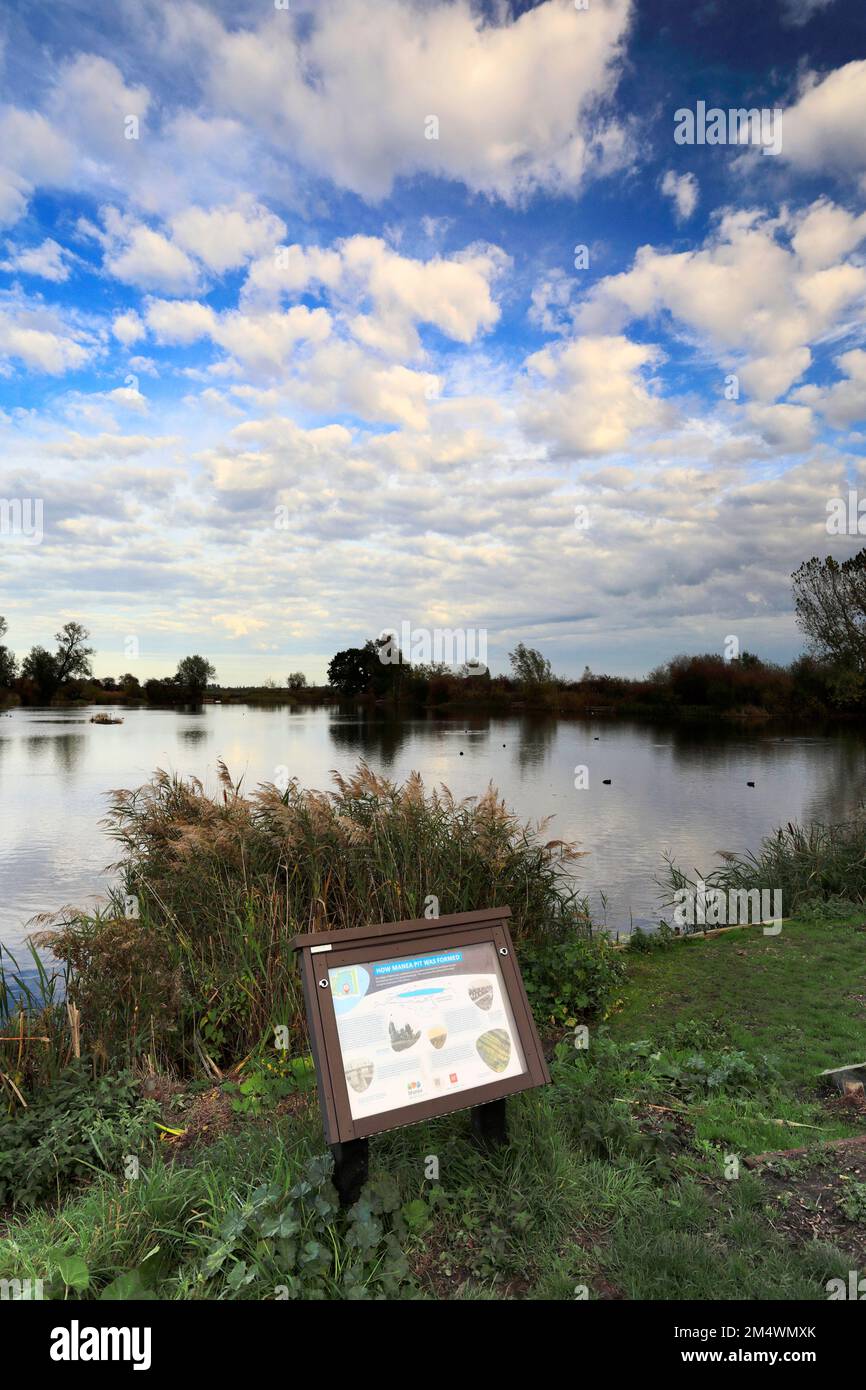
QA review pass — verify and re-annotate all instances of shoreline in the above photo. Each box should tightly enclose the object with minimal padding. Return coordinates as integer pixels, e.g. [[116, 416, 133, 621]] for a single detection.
[[2, 749, 863, 1298], [5, 690, 866, 729], [2, 911, 864, 1299]]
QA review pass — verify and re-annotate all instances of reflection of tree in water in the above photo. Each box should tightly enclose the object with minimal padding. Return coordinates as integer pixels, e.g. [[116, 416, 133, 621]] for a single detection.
[[664, 721, 866, 825], [666, 720, 754, 770], [24, 735, 51, 763], [179, 728, 210, 744], [513, 715, 557, 773], [328, 711, 411, 767], [52, 733, 86, 775], [798, 729, 866, 826], [656, 723, 866, 909]]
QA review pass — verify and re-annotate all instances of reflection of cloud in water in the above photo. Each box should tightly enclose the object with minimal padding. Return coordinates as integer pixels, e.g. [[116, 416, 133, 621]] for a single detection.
[[5, 703, 866, 954]]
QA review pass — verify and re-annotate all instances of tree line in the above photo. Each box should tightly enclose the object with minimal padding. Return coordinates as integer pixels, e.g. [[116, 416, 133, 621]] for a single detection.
[[0, 620, 217, 706], [1, 547, 863, 713], [322, 551, 866, 716]]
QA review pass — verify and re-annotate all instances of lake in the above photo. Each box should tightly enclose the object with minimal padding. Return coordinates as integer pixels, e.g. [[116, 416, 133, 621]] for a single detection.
[[2, 703, 865, 961]]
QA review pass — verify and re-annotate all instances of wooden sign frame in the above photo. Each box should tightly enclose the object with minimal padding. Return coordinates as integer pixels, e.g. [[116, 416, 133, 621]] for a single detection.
[[292, 907, 550, 1145]]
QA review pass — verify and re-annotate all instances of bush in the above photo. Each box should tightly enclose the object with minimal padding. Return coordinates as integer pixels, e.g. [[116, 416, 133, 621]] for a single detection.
[[33, 914, 181, 1063], [0, 1065, 157, 1207], [626, 922, 676, 952], [199, 1155, 413, 1299], [651, 1049, 781, 1100], [521, 931, 625, 1031]]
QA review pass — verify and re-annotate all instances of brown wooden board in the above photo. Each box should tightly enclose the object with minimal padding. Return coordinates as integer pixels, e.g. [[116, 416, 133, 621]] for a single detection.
[[292, 908, 550, 1143]]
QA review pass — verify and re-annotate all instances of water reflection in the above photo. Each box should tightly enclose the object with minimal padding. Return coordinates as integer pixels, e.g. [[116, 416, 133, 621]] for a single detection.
[[2, 703, 866, 953], [25, 735, 52, 761], [800, 734, 866, 826], [327, 710, 413, 766], [179, 728, 210, 745], [52, 733, 86, 774], [512, 715, 558, 772]]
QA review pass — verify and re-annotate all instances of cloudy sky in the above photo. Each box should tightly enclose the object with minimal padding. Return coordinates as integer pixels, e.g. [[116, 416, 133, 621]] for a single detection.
[[0, 0, 864, 683]]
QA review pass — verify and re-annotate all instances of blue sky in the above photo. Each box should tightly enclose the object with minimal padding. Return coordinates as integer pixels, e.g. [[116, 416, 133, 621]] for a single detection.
[[1, 0, 865, 682]]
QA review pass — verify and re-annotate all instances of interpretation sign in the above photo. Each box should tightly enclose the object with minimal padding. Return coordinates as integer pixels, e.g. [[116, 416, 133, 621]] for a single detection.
[[293, 907, 550, 1145]]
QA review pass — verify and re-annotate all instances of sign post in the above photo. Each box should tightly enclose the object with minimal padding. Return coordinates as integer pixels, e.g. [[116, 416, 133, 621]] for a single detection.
[[292, 907, 550, 1204]]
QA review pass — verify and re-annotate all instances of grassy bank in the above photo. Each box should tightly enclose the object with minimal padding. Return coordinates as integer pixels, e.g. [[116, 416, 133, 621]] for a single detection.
[[2, 910, 864, 1300], [2, 767, 864, 1300]]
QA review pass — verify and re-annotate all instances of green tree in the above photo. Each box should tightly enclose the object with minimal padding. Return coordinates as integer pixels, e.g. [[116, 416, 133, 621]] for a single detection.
[[144, 677, 178, 705], [21, 646, 60, 699], [286, 672, 307, 691], [508, 642, 553, 686], [21, 622, 94, 702], [176, 655, 216, 695], [327, 645, 378, 697], [54, 622, 94, 684]]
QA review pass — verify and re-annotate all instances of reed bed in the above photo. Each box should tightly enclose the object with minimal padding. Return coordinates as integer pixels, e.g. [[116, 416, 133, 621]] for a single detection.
[[661, 811, 866, 924], [17, 760, 587, 1075], [0, 941, 71, 1102]]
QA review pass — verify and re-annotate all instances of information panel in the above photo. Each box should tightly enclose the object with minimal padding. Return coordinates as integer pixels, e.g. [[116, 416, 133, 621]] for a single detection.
[[293, 907, 550, 1144], [330, 940, 527, 1120]]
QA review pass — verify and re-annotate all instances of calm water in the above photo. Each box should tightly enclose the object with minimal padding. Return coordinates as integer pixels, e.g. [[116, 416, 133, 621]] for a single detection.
[[2, 703, 866, 958]]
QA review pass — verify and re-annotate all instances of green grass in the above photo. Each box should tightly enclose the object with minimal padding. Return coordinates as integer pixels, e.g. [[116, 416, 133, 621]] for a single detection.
[[597, 1172, 847, 1301], [612, 915, 864, 1070], [611, 914, 866, 1125], [2, 910, 863, 1301]]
